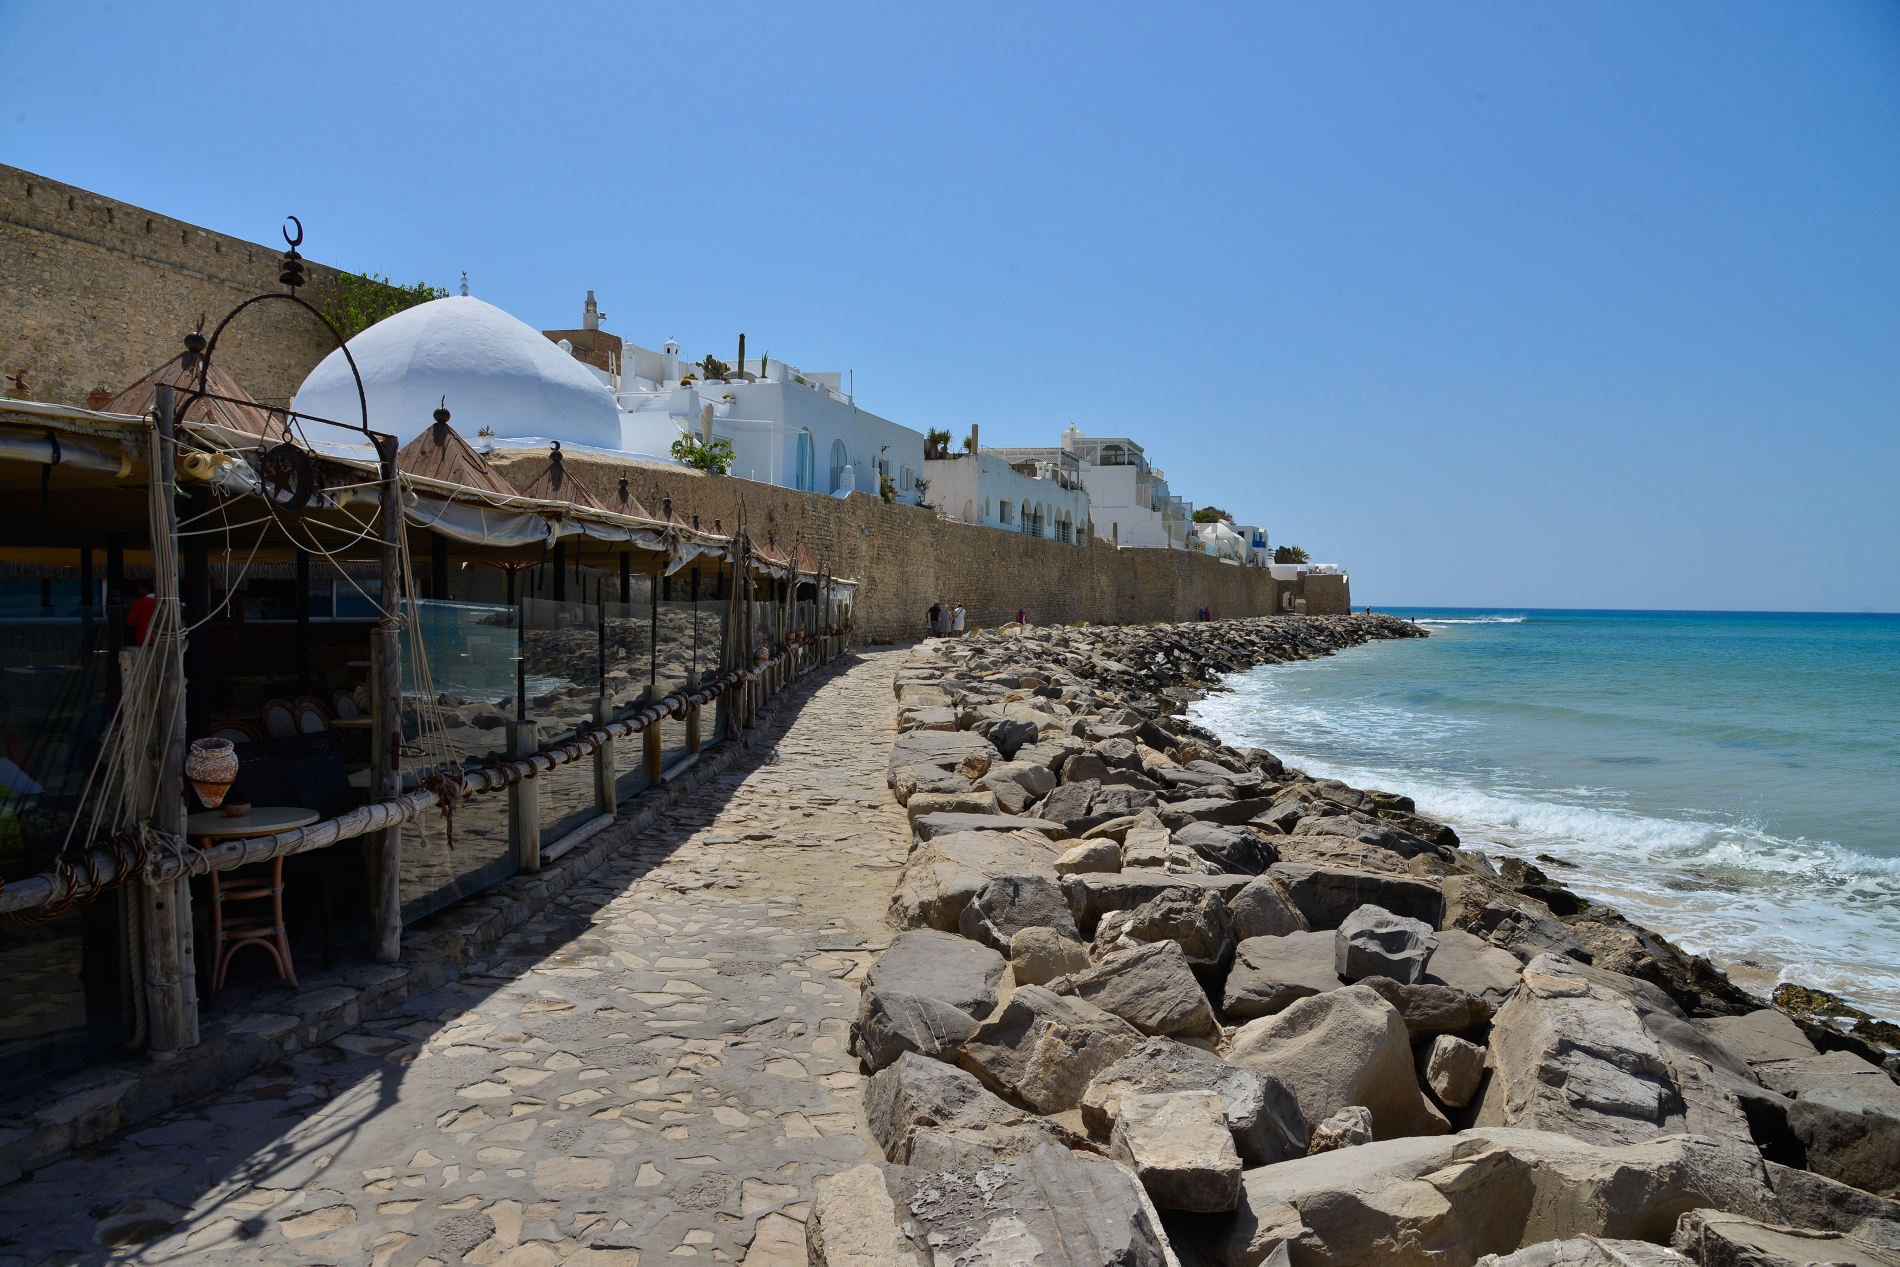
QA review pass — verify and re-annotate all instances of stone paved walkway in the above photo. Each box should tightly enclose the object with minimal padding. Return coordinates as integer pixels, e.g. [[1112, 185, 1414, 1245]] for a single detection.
[[0, 648, 913, 1267]]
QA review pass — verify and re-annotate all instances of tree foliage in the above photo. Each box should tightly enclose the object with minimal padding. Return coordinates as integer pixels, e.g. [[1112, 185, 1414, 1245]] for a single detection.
[[321, 271, 448, 339], [670, 434, 736, 474], [1274, 545, 1311, 564], [1192, 506, 1234, 524], [924, 428, 954, 459]]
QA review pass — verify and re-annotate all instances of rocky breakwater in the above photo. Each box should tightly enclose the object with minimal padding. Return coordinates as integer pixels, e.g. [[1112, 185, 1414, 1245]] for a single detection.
[[805, 617, 1900, 1267]]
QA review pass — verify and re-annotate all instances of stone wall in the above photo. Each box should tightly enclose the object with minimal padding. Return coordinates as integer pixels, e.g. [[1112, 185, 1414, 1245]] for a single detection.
[[485, 449, 1350, 640], [1, 163, 346, 409]]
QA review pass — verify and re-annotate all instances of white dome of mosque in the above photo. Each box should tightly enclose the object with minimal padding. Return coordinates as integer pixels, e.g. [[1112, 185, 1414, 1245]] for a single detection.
[[292, 295, 622, 449]]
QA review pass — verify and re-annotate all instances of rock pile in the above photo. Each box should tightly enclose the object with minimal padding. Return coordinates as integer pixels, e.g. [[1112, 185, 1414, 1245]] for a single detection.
[[819, 618, 1900, 1266]]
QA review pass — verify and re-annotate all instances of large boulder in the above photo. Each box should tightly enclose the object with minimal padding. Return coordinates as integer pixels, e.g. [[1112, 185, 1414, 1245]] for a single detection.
[[1062, 870, 1254, 934], [1269, 861, 1446, 931], [1011, 926, 1093, 987], [1228, 983, 1450, 1140], [1082, 1036, 1309, 1166], [1110, 1091, 1242, 1213], [890, 829, 1065, 932], [1356, 974, 1494, 1038], [806, 1164, 921, 1267], [1178, 1128, 1783, 1267], [959, 985, 1143, 1114], [905, 788, 1000, 825], [1054, 839, 1122, 876], [1471, 953, 1755, 1150], [863, 1052, 1071, 1165], [891, 763, 973, 807], [1175, 821, 1278, 875], [1229, 875, 1310, 940], [892, 1136, 1173, 1267], [1671, 1209, 1900, 1267], [1759, 1051, 1900, 1197], [1223, 932, 1345, 1020], [856, 930, 1006, 1071], [1048, 940, 1222, 1040], [1038, 779, 1102, 833], [889, 729, 999, 783], [1423, 1035, 1488, 1108], [910, 812, 1067, 843], [988, 759, 1059, 800], [958, 874, 1081, 952], [1159, 798, 1267, 829], [1424, 927, 1525, 1008], [1475, 1239, 1690, 1265], [1767, 1160, 1900, 1234], [1091, 889, 1235, 979], [1335, 903, 1439, 984], [1698, 1009, 1819, 1066]]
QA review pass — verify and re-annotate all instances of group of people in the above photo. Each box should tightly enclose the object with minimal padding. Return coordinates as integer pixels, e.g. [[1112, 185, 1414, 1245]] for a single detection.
[[927, 600, 967, 637]]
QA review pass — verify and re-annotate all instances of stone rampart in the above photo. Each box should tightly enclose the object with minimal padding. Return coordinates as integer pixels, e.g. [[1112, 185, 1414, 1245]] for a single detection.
[[485, 449, 1351, 641], [1, 163, 345, 409]]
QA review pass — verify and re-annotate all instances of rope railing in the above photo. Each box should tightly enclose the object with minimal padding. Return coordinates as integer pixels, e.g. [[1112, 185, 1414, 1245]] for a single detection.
[[0, 657, 776, 917]]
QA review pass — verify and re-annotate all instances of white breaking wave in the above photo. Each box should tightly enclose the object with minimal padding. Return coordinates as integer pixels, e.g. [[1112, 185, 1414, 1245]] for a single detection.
[[1410, 616, 1528, 625], [1192, 663, 1900, 1016]]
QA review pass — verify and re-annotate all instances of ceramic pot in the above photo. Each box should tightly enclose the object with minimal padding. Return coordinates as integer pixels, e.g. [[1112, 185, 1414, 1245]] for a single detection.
[[185, 737, 238, 809]]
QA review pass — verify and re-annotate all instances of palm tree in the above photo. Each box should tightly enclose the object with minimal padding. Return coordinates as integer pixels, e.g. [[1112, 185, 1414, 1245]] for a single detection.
[[924, 428, 953, 460], [1274, 545, 1311, 564]]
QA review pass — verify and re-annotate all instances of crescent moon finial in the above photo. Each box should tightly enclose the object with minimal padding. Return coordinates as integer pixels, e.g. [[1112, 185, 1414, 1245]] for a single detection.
[[283, 215, 304, 248]]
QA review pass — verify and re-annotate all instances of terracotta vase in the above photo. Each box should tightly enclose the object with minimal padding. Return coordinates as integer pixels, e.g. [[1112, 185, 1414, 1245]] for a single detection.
[[185, 737, 239, 809]]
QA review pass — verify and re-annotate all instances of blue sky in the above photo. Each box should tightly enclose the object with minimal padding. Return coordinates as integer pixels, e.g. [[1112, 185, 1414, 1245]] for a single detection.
[[4, 2, 1896, 609]]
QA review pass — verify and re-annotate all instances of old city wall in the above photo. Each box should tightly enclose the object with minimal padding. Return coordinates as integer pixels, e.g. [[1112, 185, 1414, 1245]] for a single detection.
[[486, 449, 1351, 641], [0, 164, 344, 409]]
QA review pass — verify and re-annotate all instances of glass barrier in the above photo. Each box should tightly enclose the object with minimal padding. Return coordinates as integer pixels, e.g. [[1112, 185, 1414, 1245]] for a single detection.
[[602, 600, 727, 721], [539, 759, 598, 845], [520, 596, 601, 745], [399, 788, 514, 925], [399, 599, 519, 771], [0, 610, 124, 1095]]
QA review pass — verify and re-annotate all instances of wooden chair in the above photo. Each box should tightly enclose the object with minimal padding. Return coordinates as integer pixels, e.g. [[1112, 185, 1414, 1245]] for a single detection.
[[261, 698, 298, 739], [210, 861, 298, 991], [292, 696, 332, 735], [210, 720, 264, 745]]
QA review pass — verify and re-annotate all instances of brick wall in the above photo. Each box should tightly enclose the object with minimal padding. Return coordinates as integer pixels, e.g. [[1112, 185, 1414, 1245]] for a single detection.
[[486, 449, 1350, 640], [1, 164, 346, 409]]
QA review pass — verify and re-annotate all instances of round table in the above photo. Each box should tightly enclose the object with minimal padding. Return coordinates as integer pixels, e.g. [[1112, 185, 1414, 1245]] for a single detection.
[[187, 807, 319, 992]]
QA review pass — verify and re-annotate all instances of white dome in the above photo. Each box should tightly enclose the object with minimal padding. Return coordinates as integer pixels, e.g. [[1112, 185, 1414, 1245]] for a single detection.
[[292, 295, 622, 449]]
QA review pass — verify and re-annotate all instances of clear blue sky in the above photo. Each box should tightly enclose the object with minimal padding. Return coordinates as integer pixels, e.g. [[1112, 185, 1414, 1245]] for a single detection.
[[5, 2, 1896, 610]]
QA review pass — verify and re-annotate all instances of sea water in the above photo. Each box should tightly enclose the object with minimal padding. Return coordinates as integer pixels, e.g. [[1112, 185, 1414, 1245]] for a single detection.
[[1191, 610, 1900, 1016]]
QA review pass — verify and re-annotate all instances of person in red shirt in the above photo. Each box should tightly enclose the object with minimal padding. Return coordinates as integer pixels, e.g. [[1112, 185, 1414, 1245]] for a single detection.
[[126, 583, 157, 645]]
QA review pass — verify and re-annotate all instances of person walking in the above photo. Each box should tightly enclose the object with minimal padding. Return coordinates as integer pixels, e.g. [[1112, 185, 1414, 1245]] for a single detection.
[[928, 600, 942, 637], [952, 603, 966, 637]]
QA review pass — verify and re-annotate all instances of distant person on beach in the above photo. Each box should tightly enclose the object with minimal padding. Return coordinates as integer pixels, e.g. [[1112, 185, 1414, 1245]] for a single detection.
[[928, 600, 942, 636], [952, 603, 966, 636]]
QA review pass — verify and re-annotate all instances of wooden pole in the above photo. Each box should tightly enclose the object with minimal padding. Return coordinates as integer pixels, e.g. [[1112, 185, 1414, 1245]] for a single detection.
[[143, 384, 198, 1055], [370, 435, 404, 963]]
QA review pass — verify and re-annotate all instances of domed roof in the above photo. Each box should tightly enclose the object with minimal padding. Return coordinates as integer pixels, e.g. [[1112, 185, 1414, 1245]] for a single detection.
[[292, 295, 622, 449]]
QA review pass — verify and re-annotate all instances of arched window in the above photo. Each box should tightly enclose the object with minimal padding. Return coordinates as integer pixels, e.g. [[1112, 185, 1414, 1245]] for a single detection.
[[828, 439, 848, 493], [795, 430, 816, 492], [963, 499, 975, 523]]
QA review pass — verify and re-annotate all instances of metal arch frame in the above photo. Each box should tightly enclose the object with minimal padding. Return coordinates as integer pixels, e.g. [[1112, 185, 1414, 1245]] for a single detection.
[[187, 291, 378, 443]]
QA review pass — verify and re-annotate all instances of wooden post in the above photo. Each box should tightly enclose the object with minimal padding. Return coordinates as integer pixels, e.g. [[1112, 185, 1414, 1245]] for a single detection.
[[643, 685, 664, 785], [369, 435, 404, 963], [144, 384, 198, 1056], [593, 700, 616, 815], [295, 546, 311, 695], [430, 531, 449, 601], [510, 720, 542, 871], [686, 703, 701, 754]]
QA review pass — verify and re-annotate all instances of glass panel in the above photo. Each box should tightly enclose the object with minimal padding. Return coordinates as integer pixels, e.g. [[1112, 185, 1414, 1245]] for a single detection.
[[520, 597, 600, 745], [399, 787, 514, 925], [539, 759, 597, 845], [0, 611, 124, 1093], [334, 577, 381, 620]]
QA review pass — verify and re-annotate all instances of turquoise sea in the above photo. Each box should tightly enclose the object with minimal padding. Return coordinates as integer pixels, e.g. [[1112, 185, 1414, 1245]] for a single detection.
[[1191, 610, 1900, 1017]]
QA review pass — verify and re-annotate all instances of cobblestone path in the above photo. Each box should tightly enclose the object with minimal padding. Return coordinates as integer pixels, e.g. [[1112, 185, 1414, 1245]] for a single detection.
[[0, 648, 913, 1267]]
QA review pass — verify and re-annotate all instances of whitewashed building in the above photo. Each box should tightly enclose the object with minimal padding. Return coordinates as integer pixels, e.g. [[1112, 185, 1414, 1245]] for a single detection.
[[921, 447, 1090, 544], [612, 340, 925, 505], [990, 427, 1192, 549]]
